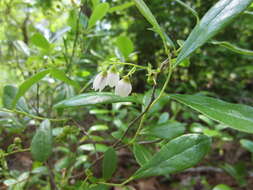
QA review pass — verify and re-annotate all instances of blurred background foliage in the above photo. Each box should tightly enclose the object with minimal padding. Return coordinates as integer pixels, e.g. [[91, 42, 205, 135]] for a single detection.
[[1, 0, 253, 189]]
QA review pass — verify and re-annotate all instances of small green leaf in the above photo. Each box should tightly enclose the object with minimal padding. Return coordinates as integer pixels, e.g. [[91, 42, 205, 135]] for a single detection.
[[88, 3, 110, 29], [133, 0, 174, 48], [132, 134, 211, 179], [176, 0, 253, 65], [109, 2, 134, 13], [133, 144, 152, 166], [53, 92, 140, 109], [12, 70, 51, 108], [144, 121, 185, 140], [50, 68, 80, 89], [79, 144, 108, 152], [240, 139, 253, 153], [31, 120, 53, 162], [213, 184, 233, 190], [30, 33, 50, 49], [174, 0, 199, 24], [170, 94, 253, 134], [211, 41, 253, 56], [116, 35, 134, 58], [88, 125, 108, 133], [102, 147, 118, 180]]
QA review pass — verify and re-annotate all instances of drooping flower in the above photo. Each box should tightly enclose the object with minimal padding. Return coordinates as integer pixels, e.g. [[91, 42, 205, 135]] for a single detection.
[[115, 76, 132, 97], [93, 72, 108, 92], [107, 67, 119, 87]]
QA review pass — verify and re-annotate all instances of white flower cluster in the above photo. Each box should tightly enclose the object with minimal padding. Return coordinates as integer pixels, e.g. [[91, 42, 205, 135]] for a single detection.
[[93, 69, 132, 97]]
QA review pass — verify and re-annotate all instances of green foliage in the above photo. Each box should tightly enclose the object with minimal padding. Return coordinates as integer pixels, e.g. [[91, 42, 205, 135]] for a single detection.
[[171, 94, 253, 133], [102, 147, 118, 180], [31, 120, 53, 162], [1, 0, 253, 188], [133, 134, 211, 179], [176, 0, 253, 65]]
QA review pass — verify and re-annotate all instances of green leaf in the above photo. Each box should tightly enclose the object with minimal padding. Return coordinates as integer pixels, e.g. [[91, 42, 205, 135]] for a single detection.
[[132, 134, 211, 179], [88, 3, 110, 29], [102, 147, 118, 180], [133, 144, 152, 166], [12, 70, 51, 108], [30, 33, 50, 49], [213, 184, 233, 190], [240, 139, 253, 153], [211, 41, 253, 56], [109, 2, 134, 13], [116, 35, 134, 58], [174, 0, 199, 24], [176, 0, 253, 65], [144, 121, 185, 140], [53, 92, 140, 109], [170, 94, 253, 134], [3, 85, 29, 112], [31, 120, 53, 162], [50, 68, 80, 89], [133, 0, 174, 48]]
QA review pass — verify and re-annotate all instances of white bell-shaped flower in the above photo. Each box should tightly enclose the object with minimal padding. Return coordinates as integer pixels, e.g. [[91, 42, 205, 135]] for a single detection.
[[115, 76, 132, 97], [107, 68, 119, 87], [93, 72, 108, 92]]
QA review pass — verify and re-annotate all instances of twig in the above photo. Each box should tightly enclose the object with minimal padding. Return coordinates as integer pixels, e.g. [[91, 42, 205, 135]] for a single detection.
[[112, 84, 157, 148], [46, 161, 58, 190]]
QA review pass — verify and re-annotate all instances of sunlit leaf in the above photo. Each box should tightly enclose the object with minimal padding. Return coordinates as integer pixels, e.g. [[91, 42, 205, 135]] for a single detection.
[[88, 3, 110, 29]]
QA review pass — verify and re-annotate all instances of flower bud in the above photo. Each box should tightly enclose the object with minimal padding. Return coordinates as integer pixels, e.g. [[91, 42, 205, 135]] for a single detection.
[[115, 76, 132, 97], [93, 72, 108, 92]]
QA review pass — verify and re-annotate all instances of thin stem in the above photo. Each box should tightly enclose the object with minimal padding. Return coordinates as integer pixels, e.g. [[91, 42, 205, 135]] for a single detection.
[[3, 148, 30, 157], [0, 108, 68, 122], [132, 57, 173, 142], [109, 62, 148, 70]]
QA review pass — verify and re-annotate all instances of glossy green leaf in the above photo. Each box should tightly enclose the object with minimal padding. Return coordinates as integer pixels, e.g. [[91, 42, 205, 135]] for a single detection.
[[132, 134, 211, 179], [171, 94, 253, 133], [176, 0, 253, 65], [31, 120, 53, 162], [133, 0, 174, 47], [54, 92, 140, 109], [12, 70, 51, 108], [213, 184, 233, 190], [211, 41, 253, 56], [109, 2, 134, 13], [240, 139, 253, 153], [88, 3, 110, 29], [116, 35, 134, 58], [133, 144, 152, 166], [50, 68, 80, 89], [30, 33, 50, 49], [144, 121, 185, 140], [102, 147, 118, 180]]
